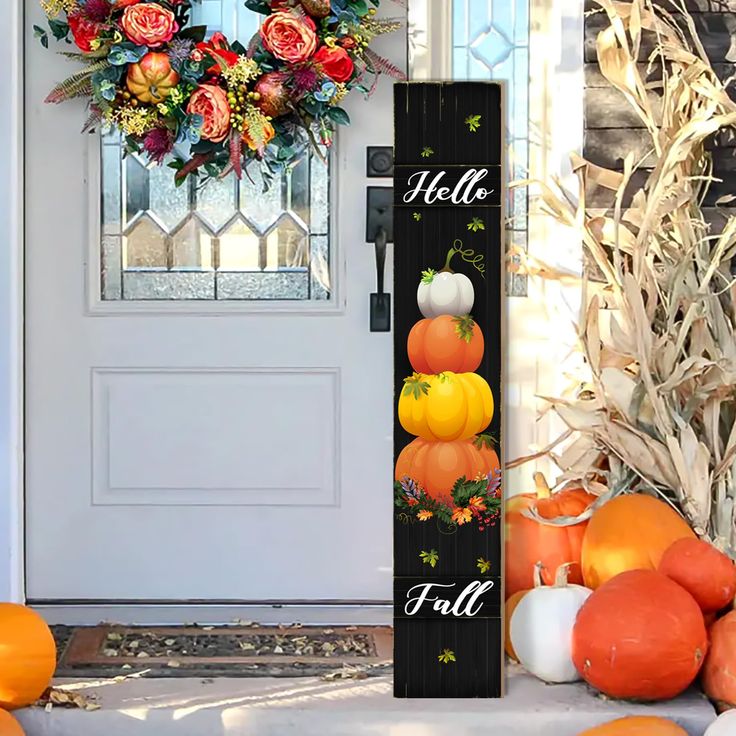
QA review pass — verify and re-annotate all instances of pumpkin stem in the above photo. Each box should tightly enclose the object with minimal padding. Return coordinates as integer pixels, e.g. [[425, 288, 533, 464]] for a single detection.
[[533, 561, 545, 588], [554, 563, 573, 587], [533, 472, 551, 499]]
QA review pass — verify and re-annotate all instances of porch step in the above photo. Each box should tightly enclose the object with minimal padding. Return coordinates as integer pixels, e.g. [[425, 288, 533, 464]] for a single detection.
[[15, 666, 716, 736]]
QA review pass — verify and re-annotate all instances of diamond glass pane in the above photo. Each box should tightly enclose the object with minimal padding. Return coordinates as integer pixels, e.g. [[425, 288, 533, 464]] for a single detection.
[[452, 0, 529, 296], [99, 2, 330, 302]]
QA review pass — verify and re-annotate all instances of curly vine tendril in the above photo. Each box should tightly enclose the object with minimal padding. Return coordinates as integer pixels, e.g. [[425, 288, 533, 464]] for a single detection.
[[442, 239, 486, 278]]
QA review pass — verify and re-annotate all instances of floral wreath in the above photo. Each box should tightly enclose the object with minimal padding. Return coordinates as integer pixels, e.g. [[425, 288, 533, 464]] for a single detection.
[[35, 0, 404, 184]]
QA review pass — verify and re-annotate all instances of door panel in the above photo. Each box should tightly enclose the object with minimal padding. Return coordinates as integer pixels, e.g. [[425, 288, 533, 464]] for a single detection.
[[25, 0, 403, 603]]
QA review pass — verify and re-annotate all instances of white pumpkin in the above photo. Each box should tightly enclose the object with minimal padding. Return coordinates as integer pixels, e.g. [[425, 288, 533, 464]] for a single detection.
[[417, 270, 474, 318], [705, 710, 736, 735], [510, 563, 592, 683]]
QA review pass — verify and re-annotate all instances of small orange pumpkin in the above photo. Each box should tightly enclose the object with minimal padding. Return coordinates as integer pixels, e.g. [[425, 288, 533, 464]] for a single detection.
[[0, 604, 56, 710], [504, 589, 528, 661], [0, 711, 24, 736], [581, 494, 696, 589], [578, 716, 688, 735], [394, 435, 499, 503], [127, 52, 180, 103], [407, 315, 484, 375], [572, 569, 707, 701], [658, 538, 736, 613], [505, 474, 596, 599], [702, 610, 736, 710]]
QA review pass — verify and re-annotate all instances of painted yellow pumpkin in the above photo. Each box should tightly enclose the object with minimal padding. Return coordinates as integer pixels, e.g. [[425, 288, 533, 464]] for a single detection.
[[398, 371, 493, 441], [126, 52, 179, 104]]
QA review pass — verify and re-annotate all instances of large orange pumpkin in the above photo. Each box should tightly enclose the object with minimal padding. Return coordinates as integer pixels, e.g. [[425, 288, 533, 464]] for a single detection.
[[581, 494, 695, 589], [505, 474, 596, 599], [394, 434, 499, 503], [0, 604, 56, 710], [702, 610, 736, 710], [572, 569, 707, 701], [127, 52, 180, 103], [578, 716, 688, 735], [504, 589, 528, 661], [0, 711, 24, 736], [658, 538, 736, 613], [407, 315, 484, 374]]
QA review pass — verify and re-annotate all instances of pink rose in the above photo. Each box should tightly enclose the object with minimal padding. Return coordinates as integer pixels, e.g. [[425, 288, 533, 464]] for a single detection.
[[121, 3, 178, 48], [187, 84, 231, 143], [260, 10, 317, 63]]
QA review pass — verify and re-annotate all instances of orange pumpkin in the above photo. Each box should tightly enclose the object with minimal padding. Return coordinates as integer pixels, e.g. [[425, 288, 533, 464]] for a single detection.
[[572, 569, 707, 701], [394, 435, 499, 503], [702, 610, 736, 710], [581, 494, 695, 589], [407, 315, 484, 374], [504, 589, 528, 661], [505, 473, 595, 599], [658, 538, 736, 613], [0, 604, 56, 710], [0, 711, 24, 736], [127, 52, 180, 103], [578, 716, 688, 735]]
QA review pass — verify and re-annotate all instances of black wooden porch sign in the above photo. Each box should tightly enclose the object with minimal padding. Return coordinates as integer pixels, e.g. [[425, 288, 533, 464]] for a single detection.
[[393, 82, 504, 698]]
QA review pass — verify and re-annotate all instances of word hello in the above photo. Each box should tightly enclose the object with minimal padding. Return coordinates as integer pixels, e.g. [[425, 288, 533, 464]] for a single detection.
[[404, 580, 494, 617], [402, 168, 494, 205]]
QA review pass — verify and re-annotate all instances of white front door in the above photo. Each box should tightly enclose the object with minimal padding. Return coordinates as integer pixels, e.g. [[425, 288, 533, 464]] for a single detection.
[[25, 0, 403, 607]]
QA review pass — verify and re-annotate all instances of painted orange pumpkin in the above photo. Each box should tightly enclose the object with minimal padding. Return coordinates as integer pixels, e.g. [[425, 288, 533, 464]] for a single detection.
[[581, 494, 696, 589], [572, 570, 707, 701], [407, 315, 484, 375], [505, 473, 596, 599], [702, 610, 736, 710], [578, 716, 688, 735], [658, 538, 736, 613], [0, 604, 56, 709], [504, 589, 528, 661], [394, 435, 499, 503], [126, 52, 180, 103], [0, 711, 24, 736]]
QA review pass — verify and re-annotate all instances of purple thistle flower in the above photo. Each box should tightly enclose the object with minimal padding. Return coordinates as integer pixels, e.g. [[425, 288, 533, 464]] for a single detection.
[[290, 65, 319, 97], [167, 38, 196, 70], [82, 0, 112, 22], [143, 127, 175, 165]]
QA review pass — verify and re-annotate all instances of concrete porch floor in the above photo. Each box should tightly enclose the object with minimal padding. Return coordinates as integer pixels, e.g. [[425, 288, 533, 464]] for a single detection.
[[14, 666, 717, 736]]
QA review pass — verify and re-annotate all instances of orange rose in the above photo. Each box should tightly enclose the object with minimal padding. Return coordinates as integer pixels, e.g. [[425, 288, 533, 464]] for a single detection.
[[260, 10, 317, 63], [187, 84, 231, 143], [243, 119, 275, 152], [313, 45, 354, 83], [114, 0, 142, 7], [121, 3, 178, 48]]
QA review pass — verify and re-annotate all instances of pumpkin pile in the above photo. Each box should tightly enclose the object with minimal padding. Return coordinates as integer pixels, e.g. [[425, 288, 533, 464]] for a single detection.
[[507, 489, 736, 712], [0, 603, 56, 719]]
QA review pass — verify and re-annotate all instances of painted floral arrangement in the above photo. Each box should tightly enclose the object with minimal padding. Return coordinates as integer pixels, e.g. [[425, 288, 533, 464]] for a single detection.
[[35, 0, 403, 183]]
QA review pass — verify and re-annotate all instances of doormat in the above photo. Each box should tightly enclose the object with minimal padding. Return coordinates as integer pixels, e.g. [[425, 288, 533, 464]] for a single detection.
[[52, 625, 393, 679]]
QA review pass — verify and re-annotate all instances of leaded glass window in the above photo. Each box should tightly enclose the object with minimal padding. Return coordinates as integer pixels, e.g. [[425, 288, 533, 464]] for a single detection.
[[452, 0, 529, 296], [99, 1, 330, 302]]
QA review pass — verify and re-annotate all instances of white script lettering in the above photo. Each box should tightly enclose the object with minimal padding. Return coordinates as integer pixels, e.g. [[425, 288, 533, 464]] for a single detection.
[[402, 168, 494, 205], [404, 580, 494, 617]]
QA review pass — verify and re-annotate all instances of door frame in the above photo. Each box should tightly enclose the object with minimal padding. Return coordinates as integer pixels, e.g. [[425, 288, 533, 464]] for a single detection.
[[0, 0, 25, 604]]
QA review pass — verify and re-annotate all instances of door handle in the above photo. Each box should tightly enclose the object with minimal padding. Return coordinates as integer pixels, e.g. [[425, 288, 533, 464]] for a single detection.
[[370, 226, 391, 332]]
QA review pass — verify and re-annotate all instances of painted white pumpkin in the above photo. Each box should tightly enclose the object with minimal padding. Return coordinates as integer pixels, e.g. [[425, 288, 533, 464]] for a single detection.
[[705, 710, 736, 735], [417, 270, 474, 318], [510, 563, 592, 683]]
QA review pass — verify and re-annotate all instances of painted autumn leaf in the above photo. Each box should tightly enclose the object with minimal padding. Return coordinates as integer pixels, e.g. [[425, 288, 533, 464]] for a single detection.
[[465, 114, 482, 132], [438, 648, 456, 664], [420, 549, 439, 568], [420, 146, 434, 158], [413, 212, 422, 221], [417, 509, 433, 521], [451, 506, 472, 525], [467, 217, 485, 232], [477, 557, 491, 574]]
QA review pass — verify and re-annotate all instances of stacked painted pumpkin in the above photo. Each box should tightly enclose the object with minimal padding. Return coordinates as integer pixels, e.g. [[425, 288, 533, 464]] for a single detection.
[[0, 603, 57, 734], [506, 487, 736, 714], [395, 267, 497, 502]]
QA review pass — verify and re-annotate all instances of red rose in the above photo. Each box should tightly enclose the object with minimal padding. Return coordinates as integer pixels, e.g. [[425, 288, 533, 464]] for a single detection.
[[121, 3, 178, 48], [187, 84, 231, 143], [113, 0, 142, 7], [195, 32, 239, 74], [260, 10, 317, 63], [68, 12, 105, 53], [313, 45, 354, 83]]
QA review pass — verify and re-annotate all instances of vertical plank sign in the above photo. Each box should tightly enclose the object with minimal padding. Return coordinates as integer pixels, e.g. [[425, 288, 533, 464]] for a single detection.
[[393, 82, 504, 698]]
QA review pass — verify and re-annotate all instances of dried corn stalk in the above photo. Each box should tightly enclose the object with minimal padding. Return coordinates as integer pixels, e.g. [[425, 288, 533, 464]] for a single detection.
[[512, 0, 736, 555]]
